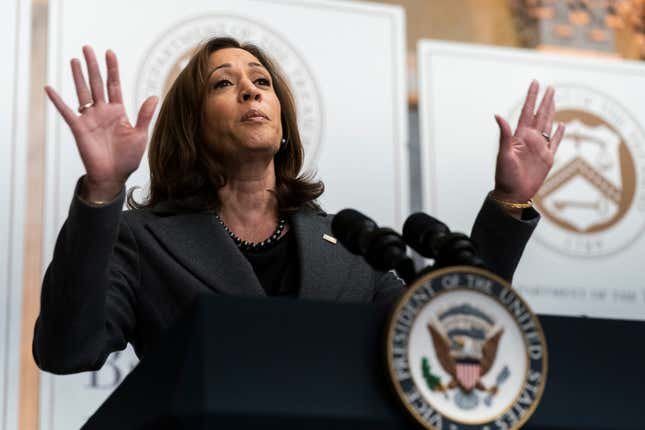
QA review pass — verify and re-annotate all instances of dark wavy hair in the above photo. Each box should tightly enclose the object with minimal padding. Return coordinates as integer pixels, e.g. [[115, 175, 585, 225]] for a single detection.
[[128, 37, 324, 213]]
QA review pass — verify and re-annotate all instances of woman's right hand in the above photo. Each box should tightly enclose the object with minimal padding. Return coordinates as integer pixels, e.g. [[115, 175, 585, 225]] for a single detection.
[[45, 46, 158, 202]]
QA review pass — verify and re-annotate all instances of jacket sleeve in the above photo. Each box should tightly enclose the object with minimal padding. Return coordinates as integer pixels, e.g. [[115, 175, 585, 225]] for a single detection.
[[33, 178, 139, 374], [470, 196, 539, 283]]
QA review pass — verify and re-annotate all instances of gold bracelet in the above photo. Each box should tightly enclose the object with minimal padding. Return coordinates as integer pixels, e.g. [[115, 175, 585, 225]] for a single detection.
[[488, 192, 533, 209]]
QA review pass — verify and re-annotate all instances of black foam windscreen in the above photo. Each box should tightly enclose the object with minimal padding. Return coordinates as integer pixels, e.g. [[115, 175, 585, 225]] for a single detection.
[[402, 212, 449, 258], [331, 209, 378, 255]]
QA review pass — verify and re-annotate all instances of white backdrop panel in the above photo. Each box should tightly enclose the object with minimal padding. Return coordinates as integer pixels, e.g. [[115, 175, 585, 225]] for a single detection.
[[42, 1, 408, 428], [0, 0, 30, 429], [418, 40, 645, 321]]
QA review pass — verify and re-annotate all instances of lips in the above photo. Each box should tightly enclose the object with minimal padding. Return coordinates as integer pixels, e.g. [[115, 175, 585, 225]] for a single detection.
[[241, 109, 269, 122]]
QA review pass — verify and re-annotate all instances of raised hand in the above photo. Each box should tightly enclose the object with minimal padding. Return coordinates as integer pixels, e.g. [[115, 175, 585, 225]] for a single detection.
[[492, 80, 565, 204], [45, 46, 158, 202]]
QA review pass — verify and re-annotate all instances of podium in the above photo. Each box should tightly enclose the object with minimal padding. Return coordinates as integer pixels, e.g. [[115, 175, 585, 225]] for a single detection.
[[83, 295, 645, 429]]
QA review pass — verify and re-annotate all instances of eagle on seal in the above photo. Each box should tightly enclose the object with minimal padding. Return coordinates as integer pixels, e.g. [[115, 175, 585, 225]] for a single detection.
[[427, 303, 504, 394]]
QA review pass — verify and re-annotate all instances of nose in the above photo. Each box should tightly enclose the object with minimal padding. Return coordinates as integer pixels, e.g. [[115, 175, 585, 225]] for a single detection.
[[239, 79, 262, 103]]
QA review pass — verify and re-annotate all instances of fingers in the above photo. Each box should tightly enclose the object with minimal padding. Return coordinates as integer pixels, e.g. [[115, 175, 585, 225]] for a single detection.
[[517, 80, 539, 129], [543, 90, 556, 135], [550, 122, 566, 153], [82, 46, 106, 105], [106, 50, 123, 104], [495, 114, 513, 149], [73, 47, 123, 107], [44, 85, 78, 127], [534, 86, 555, 132], [135, 96, 159, 130], [71, 58, 92, 107]]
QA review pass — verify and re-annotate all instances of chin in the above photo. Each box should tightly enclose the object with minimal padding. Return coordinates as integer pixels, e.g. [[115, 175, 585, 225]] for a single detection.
[[241, 132, 280, 152]]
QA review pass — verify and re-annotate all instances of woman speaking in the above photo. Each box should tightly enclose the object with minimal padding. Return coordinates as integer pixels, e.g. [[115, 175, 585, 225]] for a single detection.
[[33, 37, 564, 374]]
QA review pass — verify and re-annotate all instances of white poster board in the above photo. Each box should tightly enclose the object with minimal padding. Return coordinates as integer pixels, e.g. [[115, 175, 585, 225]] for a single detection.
[[42, 0, 408, 428], [418, 40, 645, 321], [0, 0, 30, 429]]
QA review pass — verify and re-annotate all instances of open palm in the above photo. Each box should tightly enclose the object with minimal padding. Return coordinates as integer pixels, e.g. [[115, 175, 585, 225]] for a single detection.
[[45, 46, 158, 200], [493, 81, 565, 203]]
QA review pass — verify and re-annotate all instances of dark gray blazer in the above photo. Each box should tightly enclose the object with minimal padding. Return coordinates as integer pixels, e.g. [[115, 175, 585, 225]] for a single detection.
[[33, 180, 538, 374]]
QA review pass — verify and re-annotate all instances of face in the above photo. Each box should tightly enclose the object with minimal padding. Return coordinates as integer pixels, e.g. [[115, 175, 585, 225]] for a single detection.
[[201, 48, 282, 163]]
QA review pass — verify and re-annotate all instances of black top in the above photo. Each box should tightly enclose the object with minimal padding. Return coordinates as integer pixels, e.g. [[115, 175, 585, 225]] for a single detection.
[[241, 229, 299, 297]]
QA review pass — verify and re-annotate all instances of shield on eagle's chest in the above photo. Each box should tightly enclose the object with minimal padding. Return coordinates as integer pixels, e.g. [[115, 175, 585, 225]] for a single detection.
[[456, 362, 481, 391]]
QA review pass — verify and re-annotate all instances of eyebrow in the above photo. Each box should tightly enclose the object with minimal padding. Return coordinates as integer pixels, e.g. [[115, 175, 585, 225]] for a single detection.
[[207, 62, 267, 79]]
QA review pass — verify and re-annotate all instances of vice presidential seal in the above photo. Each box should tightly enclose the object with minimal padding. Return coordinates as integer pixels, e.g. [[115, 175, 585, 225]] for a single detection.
[[387, 267, 547, 430], [134, 14, 324, 172]]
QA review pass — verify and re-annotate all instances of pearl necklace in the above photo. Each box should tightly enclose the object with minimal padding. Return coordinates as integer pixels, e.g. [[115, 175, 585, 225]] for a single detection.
[[215, 214, 286, 252]]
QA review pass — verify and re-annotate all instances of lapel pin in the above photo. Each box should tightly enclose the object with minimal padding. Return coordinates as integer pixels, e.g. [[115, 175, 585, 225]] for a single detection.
[[322, 234, 337, 244]]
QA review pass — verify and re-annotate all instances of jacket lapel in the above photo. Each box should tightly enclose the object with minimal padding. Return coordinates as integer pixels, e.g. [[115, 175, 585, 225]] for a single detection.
[[292, 210, 348, 301], [145, 209, 265, 297]]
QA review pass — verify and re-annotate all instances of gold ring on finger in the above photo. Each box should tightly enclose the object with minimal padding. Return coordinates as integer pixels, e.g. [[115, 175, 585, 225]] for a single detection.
[[78, 102, 94, 114], [541, 131, 551, 144]]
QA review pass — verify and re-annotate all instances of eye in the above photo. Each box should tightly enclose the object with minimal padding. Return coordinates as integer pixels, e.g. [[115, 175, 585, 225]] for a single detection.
[[212, 79, 232, 89], [255, 78, 271, 87]]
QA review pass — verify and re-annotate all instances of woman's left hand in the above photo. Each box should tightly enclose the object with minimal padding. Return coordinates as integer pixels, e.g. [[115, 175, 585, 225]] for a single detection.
[[492, 80, 565, 204]]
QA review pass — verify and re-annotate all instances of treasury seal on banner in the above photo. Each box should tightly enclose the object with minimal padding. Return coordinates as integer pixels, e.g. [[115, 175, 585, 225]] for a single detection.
[[386, 267, 547, 430], [134, 14, 324, 172], [510, 85, 645, 257]]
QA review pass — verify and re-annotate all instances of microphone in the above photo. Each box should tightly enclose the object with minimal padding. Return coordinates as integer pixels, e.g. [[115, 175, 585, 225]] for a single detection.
[[402, 212, 449, 258], [329, 208, 377, 255], [402, 212, 487, 269], [332, 209, 416, 284]]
